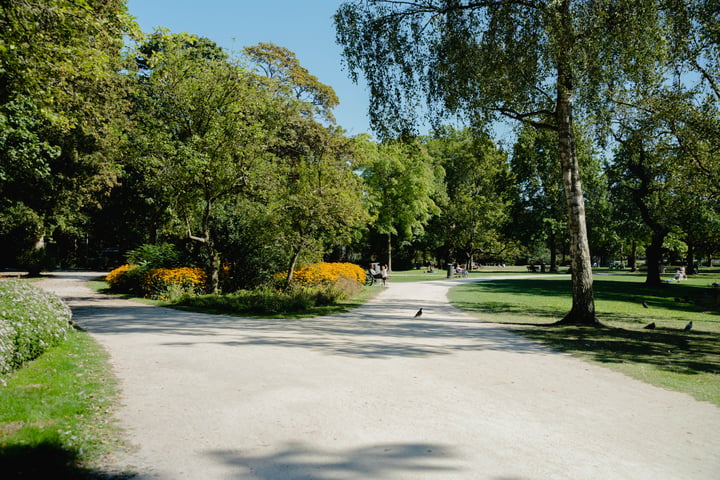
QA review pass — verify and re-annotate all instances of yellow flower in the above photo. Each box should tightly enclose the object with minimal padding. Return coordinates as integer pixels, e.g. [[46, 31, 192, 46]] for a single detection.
[[280, 262, 365, 288]]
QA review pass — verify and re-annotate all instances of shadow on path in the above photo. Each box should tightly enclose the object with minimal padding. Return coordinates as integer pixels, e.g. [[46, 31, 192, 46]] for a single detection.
[[205, 441, 459, 479], [69, 298, 551, 359]]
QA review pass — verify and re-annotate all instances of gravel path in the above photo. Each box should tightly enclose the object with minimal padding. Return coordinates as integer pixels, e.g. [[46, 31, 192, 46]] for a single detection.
[[38, 271, 720, 480]]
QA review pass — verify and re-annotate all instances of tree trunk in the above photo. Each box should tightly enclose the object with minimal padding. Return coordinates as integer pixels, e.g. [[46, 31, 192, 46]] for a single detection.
[[644, 230, 666, 286], [629, 240, 637, 272], [549, 230, 558, 272], [686, 244, 696, 275], [555, 64, 597, 325], [285, 247, 302, 290], [207, 246, 220, 294], [387, 232, 392, 272]]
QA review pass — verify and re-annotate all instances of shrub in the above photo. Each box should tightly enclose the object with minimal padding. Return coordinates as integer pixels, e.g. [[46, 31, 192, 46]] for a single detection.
[[105, 264, 207, 299], [143, 267, 207, 300], [285, 262, 366, 288], [0, 280, 71, 377], [105, 263, 144, 294]]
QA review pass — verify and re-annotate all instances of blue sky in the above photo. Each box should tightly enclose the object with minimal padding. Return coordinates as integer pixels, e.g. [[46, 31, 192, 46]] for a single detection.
[[126, 0, 373, 136]]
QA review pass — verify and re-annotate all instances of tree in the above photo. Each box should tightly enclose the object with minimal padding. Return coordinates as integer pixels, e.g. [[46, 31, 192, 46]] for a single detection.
[[510, 125, 567, 272], [131, 34, 281, 293], [244, 42, 339, 124], [0, 0, 134, 268], [426, 127, 512, 269], [336, 0, 683, 325], [243, 43, 367, 287], [272, 125, 369, 287], [607, 123, 686, 286], [357, 137, 442, 271]]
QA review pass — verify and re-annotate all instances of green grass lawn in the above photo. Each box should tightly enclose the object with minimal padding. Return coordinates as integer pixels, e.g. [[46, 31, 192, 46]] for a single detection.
[[448, 271, 720, 406], [0, 328, 130, 479], [386, 264, 539, 282]]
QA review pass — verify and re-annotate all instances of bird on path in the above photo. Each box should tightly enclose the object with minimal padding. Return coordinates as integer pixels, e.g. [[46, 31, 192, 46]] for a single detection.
[[643, 322, 656, 329], [414, 308, 423, 318], [642, 301, 649, 308], [684, 321, 693, 331]]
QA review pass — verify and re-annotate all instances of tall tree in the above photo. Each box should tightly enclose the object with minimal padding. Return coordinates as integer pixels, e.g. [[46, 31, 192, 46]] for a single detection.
[[272, 124, 369, 287], [426, 127, 512, 268], [244, 43, 367, 286], [607, 123, 685, 286], [336, 0, 679, 325], [357, 137, 442, 271], [510, 125, 567, 272], [131, 34, 281, 292], [0, 0, 134, 268]]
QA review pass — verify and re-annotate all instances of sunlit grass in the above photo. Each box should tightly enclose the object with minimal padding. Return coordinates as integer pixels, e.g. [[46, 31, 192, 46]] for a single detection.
[[0, 328, 130, 478], [448, 272, 720, 406]]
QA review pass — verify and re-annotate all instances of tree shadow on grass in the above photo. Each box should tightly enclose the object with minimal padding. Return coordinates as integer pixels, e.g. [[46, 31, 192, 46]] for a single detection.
[[515, 325, 720, 376], [0, 442, 132, 480], [460, 277, 720, 315], [452, 278, 720, 377]]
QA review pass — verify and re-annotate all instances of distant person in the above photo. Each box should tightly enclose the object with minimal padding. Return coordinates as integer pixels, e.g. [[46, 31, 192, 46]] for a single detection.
[[381, 265, 388, 286]]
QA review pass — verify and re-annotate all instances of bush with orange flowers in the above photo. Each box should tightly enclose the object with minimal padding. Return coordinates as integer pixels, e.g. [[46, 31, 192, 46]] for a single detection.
[[288, 262, 366, 288], [106, 264, 207, 299]]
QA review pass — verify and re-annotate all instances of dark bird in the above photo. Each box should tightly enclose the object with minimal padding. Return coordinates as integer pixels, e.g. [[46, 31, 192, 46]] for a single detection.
[[642, 301, 649, 308], [643, 322, 656, 329], [684, 321, 693, 331], [414, 308, 423, 318]]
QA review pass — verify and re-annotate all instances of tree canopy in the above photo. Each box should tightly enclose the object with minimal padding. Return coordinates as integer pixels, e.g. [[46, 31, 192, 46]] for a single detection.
[[335, 0, 700, 324]]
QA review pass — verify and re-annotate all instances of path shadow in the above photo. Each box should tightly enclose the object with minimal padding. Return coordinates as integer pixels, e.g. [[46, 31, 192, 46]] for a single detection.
[[68, 299, 552, 359], [206, 441, 459, 479]]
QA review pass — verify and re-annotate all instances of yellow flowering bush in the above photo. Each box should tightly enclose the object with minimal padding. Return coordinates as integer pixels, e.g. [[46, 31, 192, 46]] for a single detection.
[[143, 267, 207, 299], [105, 264, 144, 294], [287, 262, 366, 288], [106, 264, 206, 299], [105, 264, 137, 288]]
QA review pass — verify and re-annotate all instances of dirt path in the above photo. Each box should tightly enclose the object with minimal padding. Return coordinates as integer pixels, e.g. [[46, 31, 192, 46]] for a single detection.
[[38, 271, 720, 480]]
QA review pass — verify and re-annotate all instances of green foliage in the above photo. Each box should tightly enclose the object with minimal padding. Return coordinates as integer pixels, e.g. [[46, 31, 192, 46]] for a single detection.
[[354, 135, 441, 268], [244, 42, 339, 123], [0, 0, 136, 265], [0, 280, 71, 378], [176, 283, 359, 317], [426, 127, 513, 264], [125, 243, 182, 269], [0, 202, 44, 267], [17, 247, 57, 276]]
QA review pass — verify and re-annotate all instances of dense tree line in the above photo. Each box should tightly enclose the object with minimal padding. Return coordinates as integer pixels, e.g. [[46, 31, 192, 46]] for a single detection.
[[1, 1, 718, 312]]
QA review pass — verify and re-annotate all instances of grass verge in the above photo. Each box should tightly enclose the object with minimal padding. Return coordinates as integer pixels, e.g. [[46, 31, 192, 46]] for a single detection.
[[448, 273, 720, 406], [0, 327, 130, 479]]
